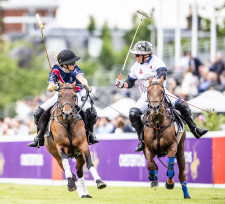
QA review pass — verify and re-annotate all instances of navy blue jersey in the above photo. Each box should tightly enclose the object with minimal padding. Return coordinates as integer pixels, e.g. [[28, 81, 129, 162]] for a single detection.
[[48, 65, 84, 92]]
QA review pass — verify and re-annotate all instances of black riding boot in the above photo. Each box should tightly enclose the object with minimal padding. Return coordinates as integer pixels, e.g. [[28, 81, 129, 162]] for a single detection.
[[86, 107, 99, 145], [129, 107, 145, 152], [175, 100, 208, 139], [28, 106, 45, 148]]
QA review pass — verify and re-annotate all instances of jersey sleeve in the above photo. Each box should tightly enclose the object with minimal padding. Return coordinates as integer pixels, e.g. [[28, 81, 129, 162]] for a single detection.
[[155, 57, 167, 71], [128, 63, 138, 79], [74, 65, 84, 76], [48, 65, 59, 82]]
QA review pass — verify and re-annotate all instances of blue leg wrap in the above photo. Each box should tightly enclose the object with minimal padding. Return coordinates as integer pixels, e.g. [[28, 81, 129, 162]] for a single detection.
[[181, 181, 190, 198], [148, 169, 158, 181], [167, 157, 175, 179]]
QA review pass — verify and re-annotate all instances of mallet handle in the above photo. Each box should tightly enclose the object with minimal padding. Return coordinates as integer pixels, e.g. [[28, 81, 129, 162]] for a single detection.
[[36, 14, 56, 83]]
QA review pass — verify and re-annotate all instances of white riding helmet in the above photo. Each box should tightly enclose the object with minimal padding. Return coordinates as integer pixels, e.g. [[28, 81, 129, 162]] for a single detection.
[[129, 41, 153, 55]]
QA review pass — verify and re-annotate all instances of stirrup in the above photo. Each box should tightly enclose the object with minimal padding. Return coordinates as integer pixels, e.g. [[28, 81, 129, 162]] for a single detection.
[[87, 132, 99, 145]]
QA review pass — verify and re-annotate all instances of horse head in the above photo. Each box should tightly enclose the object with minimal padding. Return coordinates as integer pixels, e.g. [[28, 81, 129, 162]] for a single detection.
[[58, 81, 77, 120], [147, 77, 165, 115]]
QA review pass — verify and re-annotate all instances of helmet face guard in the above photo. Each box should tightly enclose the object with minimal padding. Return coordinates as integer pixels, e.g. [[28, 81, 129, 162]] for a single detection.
[[129, 41, 153, 55], [57, 50, 81, 65]]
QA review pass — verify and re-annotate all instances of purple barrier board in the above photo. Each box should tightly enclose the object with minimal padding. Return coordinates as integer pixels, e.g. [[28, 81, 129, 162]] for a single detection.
[[0, 141, 52, 179], [0, 136, 212, 184], [85, 138, 212, 184]]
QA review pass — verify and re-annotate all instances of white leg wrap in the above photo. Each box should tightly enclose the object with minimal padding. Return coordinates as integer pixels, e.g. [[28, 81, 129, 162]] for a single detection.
[[40, 92, 58, 110], [62, 158, 72, 179], [89, 166, 101, 181], [76, 177, 89, 197]]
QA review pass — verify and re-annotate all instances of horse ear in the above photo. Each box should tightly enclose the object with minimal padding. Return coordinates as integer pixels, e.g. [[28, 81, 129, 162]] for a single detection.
[[157, 76, 164, 84], [58, 81, 63, 88], [149, 76, 153, 84]]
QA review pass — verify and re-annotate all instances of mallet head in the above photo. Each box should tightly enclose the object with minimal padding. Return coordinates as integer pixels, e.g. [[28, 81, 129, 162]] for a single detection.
[[137, 9, 151, 19]]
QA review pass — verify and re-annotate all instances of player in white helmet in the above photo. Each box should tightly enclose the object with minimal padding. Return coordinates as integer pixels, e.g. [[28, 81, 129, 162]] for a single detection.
[[116, 41, 208, 152]]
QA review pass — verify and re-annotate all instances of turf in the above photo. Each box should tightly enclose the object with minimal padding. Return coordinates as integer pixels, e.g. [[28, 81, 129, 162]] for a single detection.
[[0, 183, 225, 204]]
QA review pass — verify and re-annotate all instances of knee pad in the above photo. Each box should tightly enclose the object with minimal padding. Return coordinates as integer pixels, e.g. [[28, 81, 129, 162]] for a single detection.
[[129, 107, 142, 127], [86, 107, 97, 125]]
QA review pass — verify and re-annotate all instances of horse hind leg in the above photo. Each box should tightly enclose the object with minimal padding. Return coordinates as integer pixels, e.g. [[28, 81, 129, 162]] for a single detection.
[[60, 149, 76, 192], [82, 146, 107, 189], [176, 136, 191, 199]]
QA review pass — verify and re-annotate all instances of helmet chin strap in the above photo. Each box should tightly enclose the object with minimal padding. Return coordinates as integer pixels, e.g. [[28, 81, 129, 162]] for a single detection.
[[140, 55, 150, 64]]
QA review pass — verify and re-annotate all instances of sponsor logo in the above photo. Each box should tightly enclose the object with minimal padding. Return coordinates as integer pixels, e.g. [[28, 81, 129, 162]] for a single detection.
[[139, 68, 143, 74], [119, 154, 146, 167], [150, 65, 152, 69], [20, 154, 44, 166]]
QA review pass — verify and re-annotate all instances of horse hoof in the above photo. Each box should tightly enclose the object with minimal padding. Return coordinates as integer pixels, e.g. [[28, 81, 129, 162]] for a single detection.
[[85, 195, 92, 198], [165, 181, 174, 189], [67, 178, 77, 191], [96, 179, 107, 189], [150, 181, 159, 188], [81, 195, 92, 198]]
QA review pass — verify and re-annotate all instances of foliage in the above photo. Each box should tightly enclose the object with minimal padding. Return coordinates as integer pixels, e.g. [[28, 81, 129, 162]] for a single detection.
[[98, 21, 115, 71], [123, 13, 153, 46], [0, 41, 48, 108], [87, 15, 96, 35], [194, 112, 225, 131]]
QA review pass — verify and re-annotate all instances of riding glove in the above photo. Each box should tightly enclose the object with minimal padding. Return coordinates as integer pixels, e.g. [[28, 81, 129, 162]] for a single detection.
[[52, 83, 59, 91], [83, 84, 92, 92], [115, 79, 124, 88]]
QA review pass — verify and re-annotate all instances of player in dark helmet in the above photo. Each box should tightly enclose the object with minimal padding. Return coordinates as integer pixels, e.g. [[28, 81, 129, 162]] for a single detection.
[[116, 41, 208, 152], [28, 49, 99, 148]]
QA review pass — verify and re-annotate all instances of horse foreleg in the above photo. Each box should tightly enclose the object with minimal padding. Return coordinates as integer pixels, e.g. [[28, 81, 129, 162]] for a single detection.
[[57, 147, 76, 192], [145, 148, 158, 188], [81, 144, 107, 190], [166, 142, 177, 190], [176, 134, 191, 199]]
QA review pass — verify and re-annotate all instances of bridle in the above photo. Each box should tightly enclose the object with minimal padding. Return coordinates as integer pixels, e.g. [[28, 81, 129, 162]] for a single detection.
[[147, 82, 165, 112], [57, 86, 77, 115]]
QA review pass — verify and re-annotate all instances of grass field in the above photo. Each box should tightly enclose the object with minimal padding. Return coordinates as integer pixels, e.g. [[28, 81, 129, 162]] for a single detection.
[[0, 183, 225, 204]]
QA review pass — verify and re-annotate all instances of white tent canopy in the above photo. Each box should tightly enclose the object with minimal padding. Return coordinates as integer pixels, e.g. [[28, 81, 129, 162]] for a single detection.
[[100, 98, 136, 120], [187, 90, 225, 113]]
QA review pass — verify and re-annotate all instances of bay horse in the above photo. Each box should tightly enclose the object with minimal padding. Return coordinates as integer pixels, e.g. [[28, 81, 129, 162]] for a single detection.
[[143, 77, 191, 199], [44, 81, 106, 198]]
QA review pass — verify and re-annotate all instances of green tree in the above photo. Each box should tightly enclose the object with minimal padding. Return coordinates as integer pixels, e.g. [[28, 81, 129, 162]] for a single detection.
[[98, 21, 115, 71], [0, 41, 48, 108], [87, 15, 96, 35]]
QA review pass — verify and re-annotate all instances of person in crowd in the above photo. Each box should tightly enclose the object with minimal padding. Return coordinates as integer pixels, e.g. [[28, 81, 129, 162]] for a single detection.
[[115, 41, 208, 152], [187, 52, 202, 79], [211, 52, 225, 84], [28, 50, 99, 148], [94, 117, 114, 134]]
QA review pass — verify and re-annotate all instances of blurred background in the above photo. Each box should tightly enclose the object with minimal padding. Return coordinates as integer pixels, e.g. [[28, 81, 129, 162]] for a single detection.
[[0, 0, 225, 188]]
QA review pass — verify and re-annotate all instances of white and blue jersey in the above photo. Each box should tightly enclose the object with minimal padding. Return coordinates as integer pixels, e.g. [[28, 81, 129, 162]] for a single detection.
[[128, 55, 177, 113], [48, 64, 83, 92], [128, 55, 167, 95]]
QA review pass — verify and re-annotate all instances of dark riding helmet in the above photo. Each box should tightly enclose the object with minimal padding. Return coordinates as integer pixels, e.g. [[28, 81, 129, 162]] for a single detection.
[[57, 50, 80, 65]]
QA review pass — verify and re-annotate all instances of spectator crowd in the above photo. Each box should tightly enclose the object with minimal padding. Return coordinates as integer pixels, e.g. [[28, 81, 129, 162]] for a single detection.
[[1, 51, 225, 136]]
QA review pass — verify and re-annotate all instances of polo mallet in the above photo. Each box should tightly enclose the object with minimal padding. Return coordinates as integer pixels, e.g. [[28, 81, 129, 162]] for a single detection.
[[36, 14, 56, 83], [117, 9, 151, 81]]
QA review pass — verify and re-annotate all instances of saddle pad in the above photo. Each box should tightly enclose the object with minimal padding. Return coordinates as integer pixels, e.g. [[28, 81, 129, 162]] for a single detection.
[[174, 120, 185, 144]]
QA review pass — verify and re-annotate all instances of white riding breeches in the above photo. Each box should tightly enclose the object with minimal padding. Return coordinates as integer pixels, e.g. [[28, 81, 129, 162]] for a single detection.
[[40, 89, 91, 111], [134, 89, 178, 114]]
